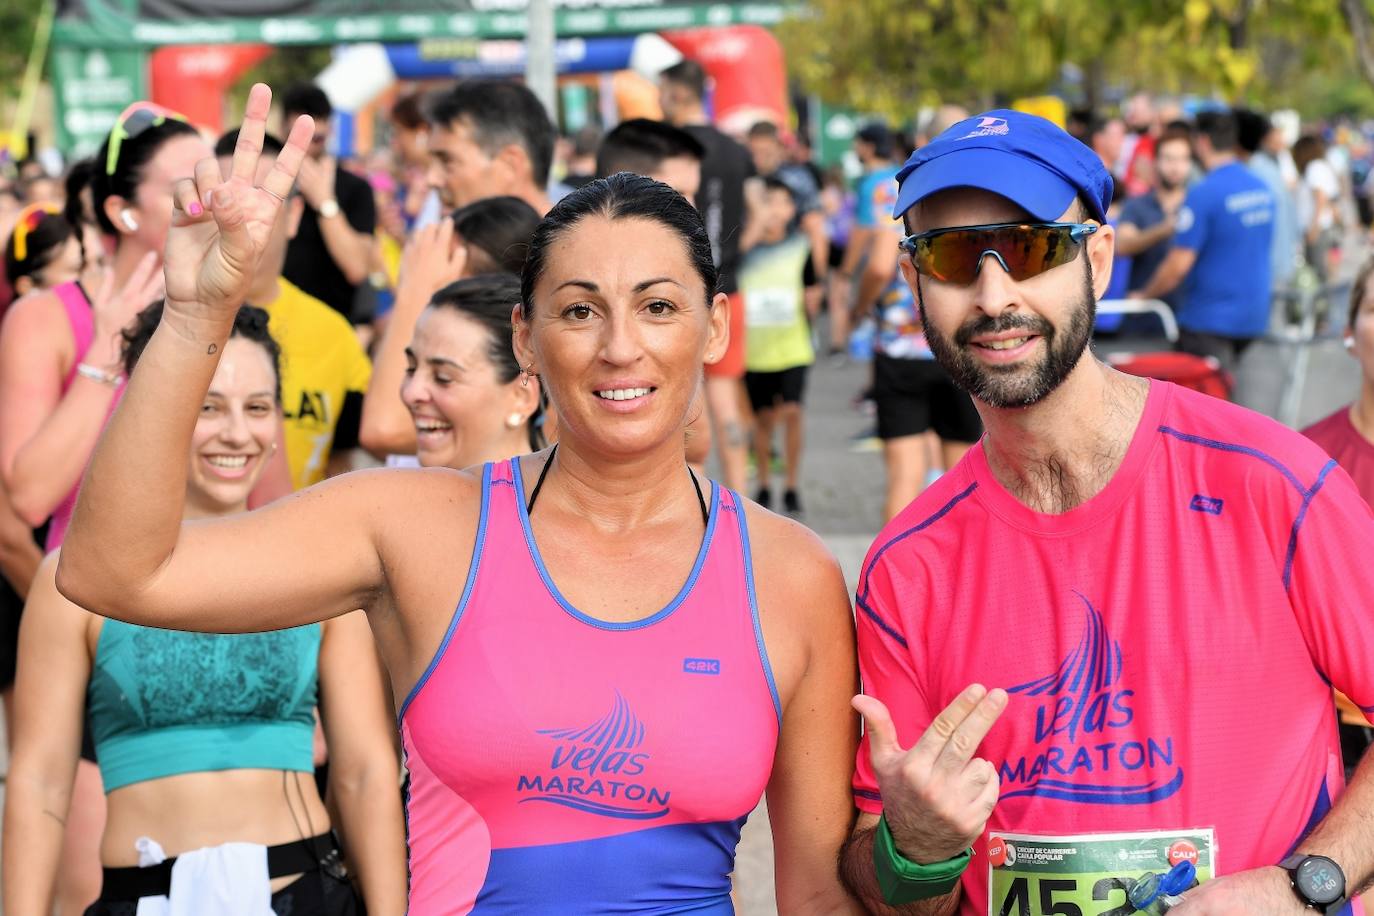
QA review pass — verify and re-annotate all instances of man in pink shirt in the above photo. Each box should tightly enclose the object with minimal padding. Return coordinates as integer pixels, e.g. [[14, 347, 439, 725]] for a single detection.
[[840, 109, 1374, 916]]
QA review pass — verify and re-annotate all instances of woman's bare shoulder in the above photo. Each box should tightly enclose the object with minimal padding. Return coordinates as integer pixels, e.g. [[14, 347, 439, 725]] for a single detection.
[[0, 288, 70, 340], [740, 501, 851, 622]]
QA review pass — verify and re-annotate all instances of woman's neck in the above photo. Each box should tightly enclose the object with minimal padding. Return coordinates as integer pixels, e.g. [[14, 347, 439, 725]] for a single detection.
[[111, 240, 158, 287], [460, 428, 537, 472], [530, 432, 697, 532]]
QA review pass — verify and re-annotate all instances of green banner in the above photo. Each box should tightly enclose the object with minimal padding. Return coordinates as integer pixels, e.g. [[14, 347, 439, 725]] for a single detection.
[[53, 4, 789, 48], [814, 100, 859, 171], [50, 45, 147, 159]]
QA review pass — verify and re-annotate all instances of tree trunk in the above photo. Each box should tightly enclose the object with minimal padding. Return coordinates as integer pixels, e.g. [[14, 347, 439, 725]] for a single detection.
[[1342, 0, 1374, 87], [1228, 0, 1255, 49], [1084, 56, 1105, 112]]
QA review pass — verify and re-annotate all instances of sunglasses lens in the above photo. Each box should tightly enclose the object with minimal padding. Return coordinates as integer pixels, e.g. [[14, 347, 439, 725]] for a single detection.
[[916, 226, 1082, 284]]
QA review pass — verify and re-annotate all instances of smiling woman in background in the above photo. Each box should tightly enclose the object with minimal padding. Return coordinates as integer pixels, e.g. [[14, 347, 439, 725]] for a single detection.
[[359, 196, 542, 465]]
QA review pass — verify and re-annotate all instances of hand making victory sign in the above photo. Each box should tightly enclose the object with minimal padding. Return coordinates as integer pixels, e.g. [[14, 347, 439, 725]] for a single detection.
[[163, 83, 313, 327]]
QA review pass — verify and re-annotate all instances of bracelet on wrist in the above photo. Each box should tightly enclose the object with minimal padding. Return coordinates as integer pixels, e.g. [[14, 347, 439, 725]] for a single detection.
[[76, 363, 124, 387], [873, 814, 971, 905]]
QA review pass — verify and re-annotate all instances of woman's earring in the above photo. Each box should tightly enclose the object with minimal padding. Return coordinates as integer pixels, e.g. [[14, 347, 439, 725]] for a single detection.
[[521, 365, 534, 387], [506, 413, 524, 429]]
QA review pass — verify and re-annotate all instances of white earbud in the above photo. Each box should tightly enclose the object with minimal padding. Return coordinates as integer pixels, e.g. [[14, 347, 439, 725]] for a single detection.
[[1345, 336, 1356, 351], [119, 209, 139, 232]]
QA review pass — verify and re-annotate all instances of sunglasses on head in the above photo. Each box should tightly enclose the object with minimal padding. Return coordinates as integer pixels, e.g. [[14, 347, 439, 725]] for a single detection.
[[10, 203, 60, 261], [105, 102, 189, 177], [898, 221, 1098, 285]]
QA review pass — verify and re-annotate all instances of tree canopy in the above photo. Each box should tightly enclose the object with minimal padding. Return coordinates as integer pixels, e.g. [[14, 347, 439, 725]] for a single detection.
[[778, 0, 1374, 119]]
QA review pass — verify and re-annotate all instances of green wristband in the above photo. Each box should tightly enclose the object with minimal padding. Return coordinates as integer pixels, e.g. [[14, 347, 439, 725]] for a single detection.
[[873, 814, 971, 905]]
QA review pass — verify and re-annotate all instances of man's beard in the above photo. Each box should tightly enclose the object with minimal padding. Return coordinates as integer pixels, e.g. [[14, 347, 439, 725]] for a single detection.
[[1158, 176, 1183, 192], [918, 261, 1096, 408]]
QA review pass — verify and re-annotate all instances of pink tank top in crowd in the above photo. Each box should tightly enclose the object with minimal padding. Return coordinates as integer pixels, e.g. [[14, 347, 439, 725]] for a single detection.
[[399, 459, 781, 914], [46, 281, 123, 549]]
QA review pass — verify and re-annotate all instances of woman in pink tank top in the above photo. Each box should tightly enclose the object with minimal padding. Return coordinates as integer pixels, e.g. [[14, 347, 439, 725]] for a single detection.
[[60, 86, 862, 914], [0, 110, 207, 914]]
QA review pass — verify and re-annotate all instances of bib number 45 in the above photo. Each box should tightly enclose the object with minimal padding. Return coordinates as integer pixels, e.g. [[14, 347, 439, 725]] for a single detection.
[[997, 875, 1134, 916]]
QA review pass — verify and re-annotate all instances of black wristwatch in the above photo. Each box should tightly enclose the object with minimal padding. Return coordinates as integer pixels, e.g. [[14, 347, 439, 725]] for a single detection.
[[1280, 854, 1347, 914]]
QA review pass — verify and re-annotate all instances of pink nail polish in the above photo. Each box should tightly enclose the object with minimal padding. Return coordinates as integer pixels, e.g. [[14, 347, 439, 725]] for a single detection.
[[188, 201, 204, 217]]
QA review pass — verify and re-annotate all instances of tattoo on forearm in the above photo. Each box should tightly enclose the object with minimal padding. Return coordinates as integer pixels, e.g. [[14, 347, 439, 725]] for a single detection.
[[207, 343, 218, 355], [42, 808, 66, 827]]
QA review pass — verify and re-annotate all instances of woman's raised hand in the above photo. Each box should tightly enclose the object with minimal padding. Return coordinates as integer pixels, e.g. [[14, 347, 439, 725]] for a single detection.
[[164, 83, 313, 324]]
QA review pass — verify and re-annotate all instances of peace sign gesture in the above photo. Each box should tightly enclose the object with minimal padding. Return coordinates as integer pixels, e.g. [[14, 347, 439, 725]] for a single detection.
[[855, 683, 1007, 863], [163, 83, 313, 323]]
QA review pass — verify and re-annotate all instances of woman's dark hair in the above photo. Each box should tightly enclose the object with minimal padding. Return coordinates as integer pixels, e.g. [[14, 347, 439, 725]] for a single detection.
[[450, 196, 541, 276], [428, 273, 544, 450], [1292, 134, 1327, 178], [122, 301, 282, 404], [74, 116, 200, 237], [5, 207, 76, 289], [520, 171, 718, 319], [62, 157, 100, 267]]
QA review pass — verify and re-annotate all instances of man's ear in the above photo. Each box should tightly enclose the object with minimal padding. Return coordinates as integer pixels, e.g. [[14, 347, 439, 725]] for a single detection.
[[494, 143, 531, 185], [897, 249, 920, 296], [1087, 223, 1116, 301]]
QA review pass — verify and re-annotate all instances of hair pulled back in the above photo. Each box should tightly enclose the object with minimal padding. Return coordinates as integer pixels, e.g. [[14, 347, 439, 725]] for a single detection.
[[428, 273, 544, 450], [520, 171, 717, 319], [4, 207, 76, 288], [450, 196, 540, 276]]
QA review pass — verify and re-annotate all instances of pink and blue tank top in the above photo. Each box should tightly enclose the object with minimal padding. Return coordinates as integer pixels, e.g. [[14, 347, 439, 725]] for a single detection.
[[399, 459, 781, 914]]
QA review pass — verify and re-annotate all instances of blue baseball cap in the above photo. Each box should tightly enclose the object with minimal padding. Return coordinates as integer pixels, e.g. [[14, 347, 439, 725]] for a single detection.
[[892, 109, 1113, 223]]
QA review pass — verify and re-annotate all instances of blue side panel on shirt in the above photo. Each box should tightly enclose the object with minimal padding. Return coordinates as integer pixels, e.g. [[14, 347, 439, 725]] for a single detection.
[[473, 818, 746, 914]]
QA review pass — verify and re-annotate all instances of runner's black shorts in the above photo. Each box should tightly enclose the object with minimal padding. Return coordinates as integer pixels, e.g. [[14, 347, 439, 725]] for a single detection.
[[745, 365, 809, 412], [872, 353, 982, 442]]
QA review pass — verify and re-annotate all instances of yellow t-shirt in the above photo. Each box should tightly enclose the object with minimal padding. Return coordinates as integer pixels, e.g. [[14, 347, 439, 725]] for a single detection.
[[258, 278, 372, 489]]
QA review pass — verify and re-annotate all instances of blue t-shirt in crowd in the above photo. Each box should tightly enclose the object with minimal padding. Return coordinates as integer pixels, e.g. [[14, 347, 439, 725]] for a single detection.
[[1171, 162, 1275, 338], [855, 165, 901, 227], [1119, 191, 1177, 308]]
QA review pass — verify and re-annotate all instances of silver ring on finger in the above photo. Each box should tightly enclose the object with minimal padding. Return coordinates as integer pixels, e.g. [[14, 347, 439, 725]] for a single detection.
[[260, 186, 287, 203]]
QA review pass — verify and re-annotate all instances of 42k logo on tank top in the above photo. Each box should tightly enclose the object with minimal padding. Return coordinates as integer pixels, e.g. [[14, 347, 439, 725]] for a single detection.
[[999, 593, 1184, 805], [516, 691, 672, 820]]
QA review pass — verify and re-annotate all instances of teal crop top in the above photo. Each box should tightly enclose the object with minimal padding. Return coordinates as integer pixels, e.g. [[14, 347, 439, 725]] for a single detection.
[[88, 619, 321, 792]]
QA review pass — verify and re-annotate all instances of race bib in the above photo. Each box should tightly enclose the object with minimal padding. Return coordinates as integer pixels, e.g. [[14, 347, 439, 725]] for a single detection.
[[744, 287, 799, 328], [987, 828, 1215, 916]]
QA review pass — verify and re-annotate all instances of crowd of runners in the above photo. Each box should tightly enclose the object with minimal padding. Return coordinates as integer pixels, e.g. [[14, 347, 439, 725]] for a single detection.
[[0, 65, 1369, 916]]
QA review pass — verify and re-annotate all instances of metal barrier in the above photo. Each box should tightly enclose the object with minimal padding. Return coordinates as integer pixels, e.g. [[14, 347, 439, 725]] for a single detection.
[[1096, 298, 1179, 343]]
